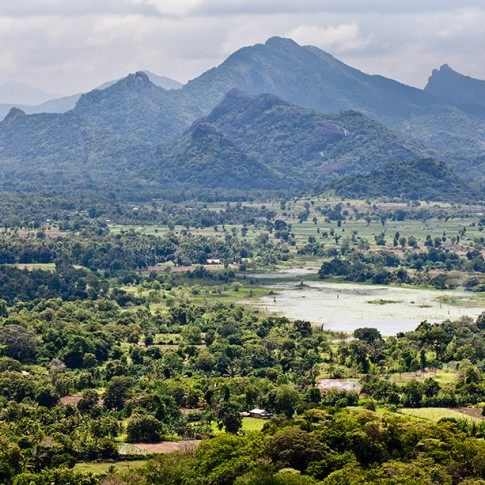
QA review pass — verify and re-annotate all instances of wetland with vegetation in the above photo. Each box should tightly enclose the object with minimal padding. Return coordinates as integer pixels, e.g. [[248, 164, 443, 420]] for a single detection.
[[251, 269, 484, 335]]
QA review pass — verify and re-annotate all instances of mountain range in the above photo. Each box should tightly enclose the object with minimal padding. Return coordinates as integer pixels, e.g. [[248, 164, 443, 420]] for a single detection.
[[181, 38, 485, 160], [0, 81, 60, 105], [0, 37, 484, 201], [0, 72, 183, 121]]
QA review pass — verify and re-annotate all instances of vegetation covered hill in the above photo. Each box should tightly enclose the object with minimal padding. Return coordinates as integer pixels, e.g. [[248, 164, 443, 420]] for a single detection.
[[1, 85, 480, 199], [331, 158, 484, 202], [0, 86, 430, 194], [74, 71, 191, 145], [158, 88, 431, 190], [158, 120, 283, 190], [0, 71, 183, 121], [0, 107, 154, 193], [199, 89, 422, 184]]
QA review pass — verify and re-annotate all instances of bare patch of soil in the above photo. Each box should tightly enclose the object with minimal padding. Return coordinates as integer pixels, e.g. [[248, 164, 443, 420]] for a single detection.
[[318, 379, 361, 393], [180, 407, 203, 415], [60, 395, 82, 406], [60, 394, 103, 407], [119, 440, 201, 455], [457, 407, 485, 420]]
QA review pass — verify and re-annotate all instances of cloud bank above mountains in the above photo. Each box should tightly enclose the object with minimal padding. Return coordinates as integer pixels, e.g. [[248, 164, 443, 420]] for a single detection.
[[1, 1, 485, 94]]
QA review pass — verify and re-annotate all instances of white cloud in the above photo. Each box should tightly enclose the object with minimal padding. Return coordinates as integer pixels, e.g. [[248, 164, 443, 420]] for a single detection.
[[166, 0, 485, 17], [2, 0, 485, 18], [138, 0, 202, 17], [437, 24, 464, 40], [1, 2, 485, 94], [221, 16, 293, 55], [0, 0, 160, 17], [286, 22, 372, 52]]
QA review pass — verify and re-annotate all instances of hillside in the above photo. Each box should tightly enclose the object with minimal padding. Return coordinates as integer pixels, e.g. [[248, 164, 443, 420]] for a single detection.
[[0, 85, 427, 193], [177, 88, 423, 188], [1, 37, 485, 195], [182, 37, 485, 161], [5, 37, 479, 164], [158, 120, 282, 190], [73, 72, 191, 145], [0, 107, 153, 192], [331, 158, 483, 202]]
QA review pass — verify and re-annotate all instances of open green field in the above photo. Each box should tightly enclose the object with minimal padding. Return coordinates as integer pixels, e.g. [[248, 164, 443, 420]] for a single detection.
[[196, 285, 270, 303], [212, 417, 267, 434], [109, 197, 484, 251], [13, 263, 56, 271], [398, 407, 482, 422], [389, 369, 459, 386], [74, 460, 147, 475], [241, 417, 267, 432]]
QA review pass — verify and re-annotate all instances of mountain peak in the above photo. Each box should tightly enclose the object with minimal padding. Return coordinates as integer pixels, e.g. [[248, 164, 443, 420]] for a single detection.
[[3, 107, 26, 122], [425, 64, 485, 120], [77, 71, 157, 105], [0, 81, 60, 105], [265, 36, 299, 48], [141, 71, 183, 90], [430, 64, 456, 78], [125, 71, 153, 87], [92, 71, 157, 94]]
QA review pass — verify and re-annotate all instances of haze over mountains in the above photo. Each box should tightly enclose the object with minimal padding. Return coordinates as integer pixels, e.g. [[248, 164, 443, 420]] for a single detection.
[[0, 81, 60, 106], [0, 37, 484, 201]]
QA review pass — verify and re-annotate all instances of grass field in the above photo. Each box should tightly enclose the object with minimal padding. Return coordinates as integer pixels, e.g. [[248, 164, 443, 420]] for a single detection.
[[212, 417, 267, 434], [398, 407, 481, 422], [14, 263, 56, 271], [109, 197, 484, 260], [74, 460, 147, 475], [241, 417, 267, 432], [389, 369, 459, 386]]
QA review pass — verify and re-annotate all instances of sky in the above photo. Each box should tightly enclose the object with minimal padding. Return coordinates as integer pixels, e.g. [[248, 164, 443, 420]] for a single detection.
[[2, 0, 485, 96]]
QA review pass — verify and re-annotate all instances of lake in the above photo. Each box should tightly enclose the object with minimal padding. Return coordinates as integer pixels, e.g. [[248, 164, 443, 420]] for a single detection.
[[248, 268, 484, 336]]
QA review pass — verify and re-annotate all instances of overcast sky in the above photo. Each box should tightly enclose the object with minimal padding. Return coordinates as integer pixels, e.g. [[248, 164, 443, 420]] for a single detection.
[[2, 0, 485, 96]]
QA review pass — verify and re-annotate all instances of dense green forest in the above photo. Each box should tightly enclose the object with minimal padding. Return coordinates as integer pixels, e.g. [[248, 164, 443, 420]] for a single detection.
[[0, 194, 482, 484], [331, 158, 483, 203], [0, 268, 483, 483]]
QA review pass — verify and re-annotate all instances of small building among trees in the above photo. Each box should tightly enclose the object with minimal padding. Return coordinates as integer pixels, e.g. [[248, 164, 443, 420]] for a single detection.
[[249, 408, 273, 419]]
